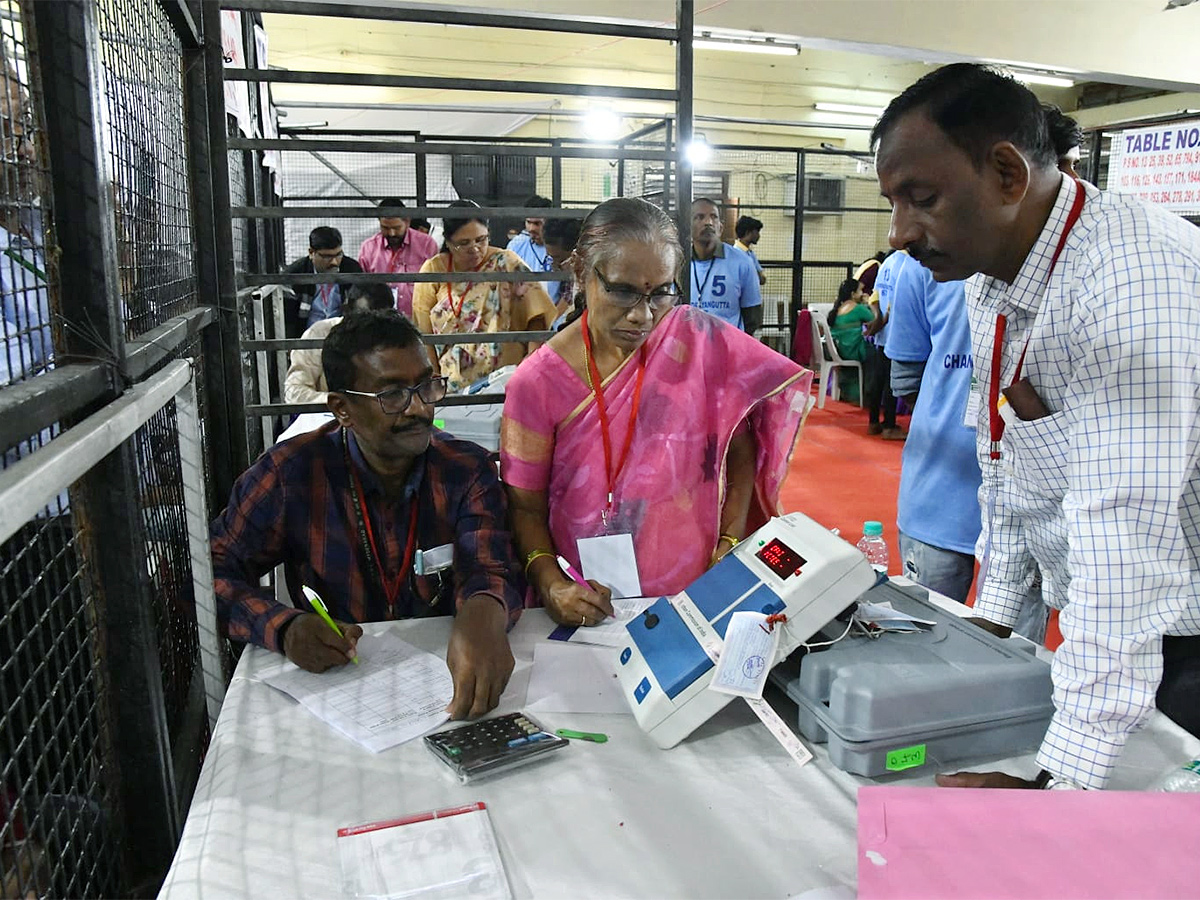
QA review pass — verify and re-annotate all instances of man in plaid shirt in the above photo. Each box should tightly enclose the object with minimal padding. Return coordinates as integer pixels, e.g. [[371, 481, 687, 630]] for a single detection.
[[211, 310, 522, 719]]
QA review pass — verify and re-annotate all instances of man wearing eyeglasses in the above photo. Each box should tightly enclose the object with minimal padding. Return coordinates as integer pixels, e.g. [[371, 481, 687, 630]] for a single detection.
[[689, 198, 762, 335], [282, 226, 363, 337], [506, 194, 561, 305], [211, 310, 521, 719]]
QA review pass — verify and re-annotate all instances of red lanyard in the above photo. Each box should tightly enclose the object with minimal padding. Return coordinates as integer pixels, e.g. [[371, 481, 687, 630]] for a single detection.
[[580, 309, 646, 515], [444, 254, 487, 318], [988, 179, 1086, 459], [349, 465, 419, 618]]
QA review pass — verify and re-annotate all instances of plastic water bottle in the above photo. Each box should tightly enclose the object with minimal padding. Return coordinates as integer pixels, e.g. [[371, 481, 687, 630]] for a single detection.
[[856, 521, 889, 574], [1156, 758, 1200, 792]]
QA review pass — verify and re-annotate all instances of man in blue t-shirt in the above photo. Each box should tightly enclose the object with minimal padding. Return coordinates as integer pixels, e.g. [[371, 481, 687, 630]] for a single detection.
[[688, 198, 762, 334], [506, 194, 560, 303], [885, 261, 980, 603]]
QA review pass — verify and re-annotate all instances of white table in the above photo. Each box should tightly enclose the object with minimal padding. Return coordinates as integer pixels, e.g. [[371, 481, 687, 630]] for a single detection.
[[159, 605, 1200, 900]]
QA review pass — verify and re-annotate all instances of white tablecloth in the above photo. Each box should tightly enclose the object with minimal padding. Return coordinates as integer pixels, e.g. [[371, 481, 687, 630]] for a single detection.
[[159, 604, 1200, 900]]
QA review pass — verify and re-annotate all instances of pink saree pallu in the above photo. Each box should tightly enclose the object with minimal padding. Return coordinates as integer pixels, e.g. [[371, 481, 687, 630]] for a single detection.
[[502, 305, 813, 598]]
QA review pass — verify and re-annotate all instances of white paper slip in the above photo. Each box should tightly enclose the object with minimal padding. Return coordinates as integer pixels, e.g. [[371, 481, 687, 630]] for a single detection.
[[524, 641, 630, 715], [709, 611, 781, 699], [261, 630, 453, 752], [337, 801, 511, 900], [855, 600, 937, 627], [567, 596, 657, 647], [577, 533, 642, 598]]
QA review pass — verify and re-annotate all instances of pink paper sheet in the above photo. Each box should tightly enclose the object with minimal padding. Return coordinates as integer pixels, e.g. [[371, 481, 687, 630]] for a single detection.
[[857, 785, 1200, 899]]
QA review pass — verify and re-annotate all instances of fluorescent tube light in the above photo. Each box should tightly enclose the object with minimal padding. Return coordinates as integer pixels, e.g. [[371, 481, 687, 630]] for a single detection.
[[1009, 71, 1075, 88], [813, 102, 885, 117], [693, 38, 798, 56]]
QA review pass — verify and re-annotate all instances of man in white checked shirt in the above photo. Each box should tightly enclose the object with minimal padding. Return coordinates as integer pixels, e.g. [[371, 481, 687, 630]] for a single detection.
[[874, 63, 1200, 791]]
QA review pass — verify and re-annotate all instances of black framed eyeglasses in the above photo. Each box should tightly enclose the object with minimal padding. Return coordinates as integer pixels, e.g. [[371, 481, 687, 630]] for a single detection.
[[341, 377, 448, 415], [593, 267, 680, 310]]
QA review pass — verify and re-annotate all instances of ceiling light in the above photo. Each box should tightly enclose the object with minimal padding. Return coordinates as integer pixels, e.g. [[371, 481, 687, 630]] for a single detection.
[[693, 38, 798, 56], [686, 136, 712, 166], [582, 107, 622, 141], [813, 102, 885, 117], [1008, 71, 1076, 88]]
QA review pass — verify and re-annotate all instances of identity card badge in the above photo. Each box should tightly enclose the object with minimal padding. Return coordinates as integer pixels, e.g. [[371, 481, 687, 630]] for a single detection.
[[414, 543, 454, 577], [963, 374, 983, 427], [709, 611, 780, 699]]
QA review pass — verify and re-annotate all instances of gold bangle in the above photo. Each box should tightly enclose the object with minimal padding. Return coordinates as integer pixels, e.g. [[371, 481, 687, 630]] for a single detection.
[[718, 533, 740, 548], [524, 548, 555, 575]]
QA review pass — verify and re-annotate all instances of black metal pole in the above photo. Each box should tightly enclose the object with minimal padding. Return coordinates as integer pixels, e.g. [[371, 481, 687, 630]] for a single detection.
[[551, 138, 562, 206], [791, 150, 807, 350], [1087, 129, 1103, 188], [185, 4, 240, 506], [674, 0, 693, 298], [415, 135, 427, 208], [31, 1, 180, 891]]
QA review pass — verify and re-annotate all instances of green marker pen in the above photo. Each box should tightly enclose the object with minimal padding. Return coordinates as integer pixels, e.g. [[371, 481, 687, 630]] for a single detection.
[[555, 729, 608, 743], [301, 586, 360, 664]]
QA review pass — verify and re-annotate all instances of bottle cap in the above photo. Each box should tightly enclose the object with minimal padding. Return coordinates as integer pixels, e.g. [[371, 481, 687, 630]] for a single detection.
[[863, 521, 883, 537]]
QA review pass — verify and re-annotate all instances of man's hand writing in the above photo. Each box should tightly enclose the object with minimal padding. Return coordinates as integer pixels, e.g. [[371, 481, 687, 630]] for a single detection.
[[283, 613, 362, 672], [446, 594, 515, 719]]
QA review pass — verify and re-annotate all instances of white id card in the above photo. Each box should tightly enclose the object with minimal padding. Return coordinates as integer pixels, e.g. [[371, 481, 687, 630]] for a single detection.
[[576, 533, 642, 598], [963, 374, 983, 427], [709, 611, 781, 699]]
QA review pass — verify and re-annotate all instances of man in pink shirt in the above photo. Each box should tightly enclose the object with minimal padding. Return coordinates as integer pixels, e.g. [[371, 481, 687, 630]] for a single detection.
[[356, 197, 439, 318]]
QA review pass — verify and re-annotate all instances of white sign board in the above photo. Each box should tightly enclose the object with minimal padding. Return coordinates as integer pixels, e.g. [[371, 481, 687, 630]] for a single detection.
[[1107, 119, 1200, 215]]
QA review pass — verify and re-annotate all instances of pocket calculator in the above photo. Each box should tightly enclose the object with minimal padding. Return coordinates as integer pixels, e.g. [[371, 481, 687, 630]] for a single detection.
[[424, 712, 569, 784]]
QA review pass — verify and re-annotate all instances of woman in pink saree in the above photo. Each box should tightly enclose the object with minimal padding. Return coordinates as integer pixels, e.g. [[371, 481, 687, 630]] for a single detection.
[[501, 198, 812, 627]]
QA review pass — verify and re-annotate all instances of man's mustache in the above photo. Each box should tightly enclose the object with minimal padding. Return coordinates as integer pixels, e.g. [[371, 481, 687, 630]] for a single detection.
[[391, 417, 433, 434]]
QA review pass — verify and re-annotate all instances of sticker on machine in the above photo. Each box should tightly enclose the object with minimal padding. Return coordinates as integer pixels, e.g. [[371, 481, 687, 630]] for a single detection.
[[708, 611, 780, 699]]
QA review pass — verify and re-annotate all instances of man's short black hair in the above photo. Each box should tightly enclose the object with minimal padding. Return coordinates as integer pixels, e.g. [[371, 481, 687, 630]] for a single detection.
[[1043, 104, 1084, 161], [871, 63, 1057, 171], [322, 309, 423, 392], [377, 197, 407, 213], [524, 195, 553, 209], [344, 282, 396, 311], [735, 215, 763, 238], [409, 217, 431, 231], [543, 216, 581, 250], [309, 226, 342, 251], [691, 196, 721, 210]]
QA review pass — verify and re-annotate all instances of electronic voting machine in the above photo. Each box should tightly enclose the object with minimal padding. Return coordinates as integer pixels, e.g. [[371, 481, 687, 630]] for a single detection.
[[615, 512, 876, 748]]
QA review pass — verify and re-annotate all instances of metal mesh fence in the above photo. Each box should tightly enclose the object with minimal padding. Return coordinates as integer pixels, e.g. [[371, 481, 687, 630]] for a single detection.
[[0, 1, 56, 389], [0, 510, 123, 899], [95, 0, 197, 342]]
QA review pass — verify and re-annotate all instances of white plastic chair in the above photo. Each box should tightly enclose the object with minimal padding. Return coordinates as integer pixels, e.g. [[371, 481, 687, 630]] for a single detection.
[[812, 316, 863, 409]]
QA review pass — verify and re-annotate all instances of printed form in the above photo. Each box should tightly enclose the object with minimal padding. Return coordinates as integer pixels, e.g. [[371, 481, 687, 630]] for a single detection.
[[261, 631, 453, 752]]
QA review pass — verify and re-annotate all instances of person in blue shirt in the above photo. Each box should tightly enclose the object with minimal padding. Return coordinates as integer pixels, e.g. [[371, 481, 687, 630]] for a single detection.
[[885, 262, 980, 603], [506, 194, 559, 304], [689, 198, 762, 334]]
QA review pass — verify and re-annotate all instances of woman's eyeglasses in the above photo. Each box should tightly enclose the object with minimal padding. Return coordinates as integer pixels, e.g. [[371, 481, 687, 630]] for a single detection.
[[448, 234, 489, 252], [593, 267, 680, 310], [340, 376, 448, 415]]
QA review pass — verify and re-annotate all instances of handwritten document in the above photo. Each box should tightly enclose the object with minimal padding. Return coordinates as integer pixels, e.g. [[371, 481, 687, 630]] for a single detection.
[[262, 631, 453, 752]]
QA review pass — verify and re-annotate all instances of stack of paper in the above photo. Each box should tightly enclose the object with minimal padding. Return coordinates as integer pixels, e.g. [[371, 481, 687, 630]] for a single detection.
[[261, 631, 453, 752]]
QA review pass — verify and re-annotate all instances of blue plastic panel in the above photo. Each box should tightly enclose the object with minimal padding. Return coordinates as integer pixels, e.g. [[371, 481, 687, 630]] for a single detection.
[[626, 596, 713, 700], [684, 557, 760, 620], [710, 584, 785, 638]]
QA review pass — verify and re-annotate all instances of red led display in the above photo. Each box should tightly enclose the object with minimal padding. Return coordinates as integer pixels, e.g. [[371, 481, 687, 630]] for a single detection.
[[756, 537, 805, 578]]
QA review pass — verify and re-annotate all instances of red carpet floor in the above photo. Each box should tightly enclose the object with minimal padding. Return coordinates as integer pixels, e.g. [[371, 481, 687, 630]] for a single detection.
[[779, 392, 1062, 648]]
